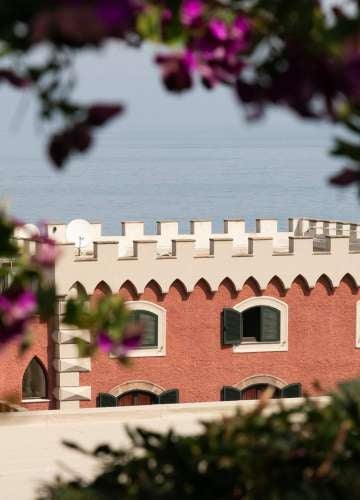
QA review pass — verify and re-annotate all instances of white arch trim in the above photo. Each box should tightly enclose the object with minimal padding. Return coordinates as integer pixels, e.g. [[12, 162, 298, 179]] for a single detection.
[[123, 301, 166, 358], [232, 296, 288, 353], [109, 380, 165, 397], [236, 374, 287, 391]]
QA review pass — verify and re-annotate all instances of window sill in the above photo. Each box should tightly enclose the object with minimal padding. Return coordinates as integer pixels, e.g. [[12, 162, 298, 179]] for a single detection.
[[233, 341, 288, 353], [110, 347, 165, 358], [21, 398, 50, 403]]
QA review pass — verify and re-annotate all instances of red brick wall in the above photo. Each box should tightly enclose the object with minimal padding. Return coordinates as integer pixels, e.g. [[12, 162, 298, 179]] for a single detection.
[[80, 274, 360, 407], [0, 317, 56, 411]]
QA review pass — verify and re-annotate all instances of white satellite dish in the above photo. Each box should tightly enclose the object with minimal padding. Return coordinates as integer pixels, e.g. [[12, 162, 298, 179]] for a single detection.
[[66, 219, 93, 251], [14, 223, 40, 239]]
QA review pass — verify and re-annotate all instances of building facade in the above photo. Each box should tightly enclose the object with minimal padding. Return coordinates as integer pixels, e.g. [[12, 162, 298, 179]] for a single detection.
[[4, 217, 360, 410]]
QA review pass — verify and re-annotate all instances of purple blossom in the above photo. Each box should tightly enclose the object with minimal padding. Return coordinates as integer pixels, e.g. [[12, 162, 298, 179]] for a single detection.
[[32, 236, 59, 268], [329, 168, 360, 186], [86, 103, 124, 127], [209, 19, 228, 41], [0, 289, 37, 344], [181, 0, 204, 27], [97, 324, 142, 358], [155, 53, 193, 92]]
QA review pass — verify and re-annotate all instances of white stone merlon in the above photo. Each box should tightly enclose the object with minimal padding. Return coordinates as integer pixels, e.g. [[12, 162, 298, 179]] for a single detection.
[[40, 218, 360, 295]]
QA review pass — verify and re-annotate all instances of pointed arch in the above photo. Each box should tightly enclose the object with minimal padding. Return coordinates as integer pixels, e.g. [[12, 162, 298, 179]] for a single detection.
[[194, 278, 213, 299], [143, 280, 163, 301], [94, 280, 112, 295], [292, 274, 310, 296], [22, 357, 48, 400], [315, 274, 334, 295], [266, 276, 286, 297], [68, 281, 87, 299], [91, 281, 112, 306], [242, 277, 261, 296], [218, 277, 237, 299], [119, 280, 139, 301], [169, 279, 188, 301], [339, 273, 358, 295]]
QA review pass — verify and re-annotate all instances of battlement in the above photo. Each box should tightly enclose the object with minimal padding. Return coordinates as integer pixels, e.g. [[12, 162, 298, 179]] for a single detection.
[[45, 217, 360, 258], [26, 217, 360, 296]]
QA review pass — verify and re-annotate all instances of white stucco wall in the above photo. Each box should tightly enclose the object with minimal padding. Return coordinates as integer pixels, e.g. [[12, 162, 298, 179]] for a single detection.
[[0, 398, 329, 500]]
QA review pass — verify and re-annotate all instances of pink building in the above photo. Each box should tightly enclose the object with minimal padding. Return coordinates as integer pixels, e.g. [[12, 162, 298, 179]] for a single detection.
[[3, 217, 360, 411]]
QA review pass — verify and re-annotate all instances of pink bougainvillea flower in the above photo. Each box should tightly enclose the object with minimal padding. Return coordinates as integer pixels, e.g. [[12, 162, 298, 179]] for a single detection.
[[155, 53, 193, 92], [97, 331, 113, 353], [209, 18, 228, 41], [329, 168, 360, 186], [97, 324, 142, 358], [181, 0, 204, 26], [0, 70, 31, 88], [86, 103, 124, 127], [0, 289, 37, 345], [32, 236, 60, 268]]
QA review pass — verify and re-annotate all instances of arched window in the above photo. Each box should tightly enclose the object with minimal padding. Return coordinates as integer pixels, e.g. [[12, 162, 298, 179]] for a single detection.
[[130, 310, 158, 348], [22, 358, 47, 400], [241, 384, 280, 400], [120, 301, 166, 358], [222, 297, 288, 353], [221, 376, 302, 401], [117, 390, 157, 406]]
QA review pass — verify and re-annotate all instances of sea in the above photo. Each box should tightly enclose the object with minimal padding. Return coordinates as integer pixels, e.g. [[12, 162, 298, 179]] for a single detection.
[[0, 44, 359, 235]]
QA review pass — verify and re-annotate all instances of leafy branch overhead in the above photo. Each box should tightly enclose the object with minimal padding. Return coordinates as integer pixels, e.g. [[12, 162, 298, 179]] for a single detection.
[[1, 0, 360, 184]]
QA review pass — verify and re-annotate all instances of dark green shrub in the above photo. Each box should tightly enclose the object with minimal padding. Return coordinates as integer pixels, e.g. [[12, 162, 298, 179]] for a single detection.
[[38, 380, 360, 500]]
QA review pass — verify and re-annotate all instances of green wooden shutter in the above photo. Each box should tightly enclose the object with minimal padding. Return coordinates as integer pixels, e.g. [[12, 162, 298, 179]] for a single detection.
[[158, 389, 179, 404], [97, 392, 117, 407], [280, 383, 302, 398], [221, 386, 242, 401], [260, 306, 280, 342], [134, 310, 158, 348], [222, 309, 242, 345]]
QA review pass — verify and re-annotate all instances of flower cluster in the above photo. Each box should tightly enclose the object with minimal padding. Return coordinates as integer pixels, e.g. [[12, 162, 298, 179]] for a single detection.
[[97, 324, 142, 359], [0, 288, 37, 344], [31, 0, 142, 47], [64, 293, 144, 363], [155, 1, 251, 92]]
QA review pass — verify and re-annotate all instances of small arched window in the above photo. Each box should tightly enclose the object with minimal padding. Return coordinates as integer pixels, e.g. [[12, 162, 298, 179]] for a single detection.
[[130, 310, 158, 348], [222, 297, 288, 353], [117, 390, 157, 406], [22, 358, 47, 400]]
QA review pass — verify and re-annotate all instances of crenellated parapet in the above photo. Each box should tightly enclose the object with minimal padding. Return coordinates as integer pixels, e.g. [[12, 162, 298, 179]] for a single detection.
[[37, 217, 360, 296]]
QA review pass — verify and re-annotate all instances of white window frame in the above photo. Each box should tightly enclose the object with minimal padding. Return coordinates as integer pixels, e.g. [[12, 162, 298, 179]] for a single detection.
[[124, 300, 166, 358], [232, 296, 288, 353]]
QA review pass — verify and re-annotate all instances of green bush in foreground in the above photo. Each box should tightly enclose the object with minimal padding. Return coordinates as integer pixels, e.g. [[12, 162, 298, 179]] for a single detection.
[[38, 380, 360, 500]]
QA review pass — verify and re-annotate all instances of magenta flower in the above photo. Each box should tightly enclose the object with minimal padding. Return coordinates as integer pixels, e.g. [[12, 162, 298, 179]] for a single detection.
[[209, 19, 228, 41], [181, 0, 204, 26], [155, 53, 193, 92], [0, 289, 37, 345], [97, 325, 142, 358], [32, 237, 59, 268], [0, 291, 36, 326], [329, 168, 360, 187]]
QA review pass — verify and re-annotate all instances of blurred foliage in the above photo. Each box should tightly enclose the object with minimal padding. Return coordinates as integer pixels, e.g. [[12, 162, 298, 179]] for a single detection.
[[37, 379, 360, 500], [0, 0, 358, 182]]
